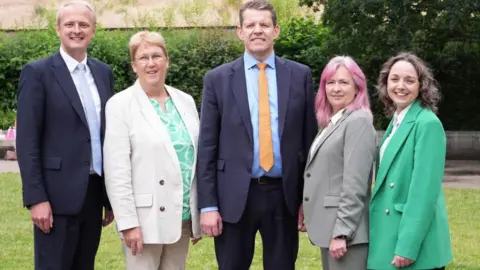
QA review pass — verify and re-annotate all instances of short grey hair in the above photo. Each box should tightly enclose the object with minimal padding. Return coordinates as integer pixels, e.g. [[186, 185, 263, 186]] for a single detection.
[[56, 0, 97, 25]]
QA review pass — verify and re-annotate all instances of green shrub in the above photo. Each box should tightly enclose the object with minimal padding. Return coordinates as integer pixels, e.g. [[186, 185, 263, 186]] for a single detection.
[[0, 110, 16, 130], [0, 11, 478, 130]]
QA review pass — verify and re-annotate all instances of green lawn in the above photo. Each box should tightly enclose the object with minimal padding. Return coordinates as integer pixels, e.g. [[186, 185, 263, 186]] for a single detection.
[[0, 172, 479, 269]]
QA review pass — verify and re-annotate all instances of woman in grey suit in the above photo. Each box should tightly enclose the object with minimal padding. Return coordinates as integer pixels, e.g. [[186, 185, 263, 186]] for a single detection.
[[300, 56, 376, 270]]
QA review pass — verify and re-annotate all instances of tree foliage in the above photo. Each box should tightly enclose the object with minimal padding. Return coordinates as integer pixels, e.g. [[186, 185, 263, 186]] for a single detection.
[[321, 0, 480, 129]]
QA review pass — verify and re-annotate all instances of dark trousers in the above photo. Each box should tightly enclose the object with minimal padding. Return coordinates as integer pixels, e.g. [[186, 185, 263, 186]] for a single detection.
[[34, 175, 104, 270], [214, 180, 299, 270]]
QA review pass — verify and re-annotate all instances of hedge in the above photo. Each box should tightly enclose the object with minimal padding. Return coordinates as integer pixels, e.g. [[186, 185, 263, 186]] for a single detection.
[[0, 17, 478, 130]]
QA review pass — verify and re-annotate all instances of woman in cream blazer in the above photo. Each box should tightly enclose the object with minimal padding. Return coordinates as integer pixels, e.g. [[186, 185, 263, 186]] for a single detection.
[[301, 56, 376, 270], [104, 31, 201, 270]]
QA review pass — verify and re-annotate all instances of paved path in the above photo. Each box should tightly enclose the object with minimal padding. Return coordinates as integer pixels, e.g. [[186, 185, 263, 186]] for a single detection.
[[1, 160, 479, 189], [0, 160, 19, 173]]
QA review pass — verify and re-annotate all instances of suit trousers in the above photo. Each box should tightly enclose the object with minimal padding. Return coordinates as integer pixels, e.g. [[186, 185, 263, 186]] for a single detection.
[[34, 175, 104, 270], [321, 243, 368, 270], [123, 220, 192, 270], [214, 180, 298, 270]]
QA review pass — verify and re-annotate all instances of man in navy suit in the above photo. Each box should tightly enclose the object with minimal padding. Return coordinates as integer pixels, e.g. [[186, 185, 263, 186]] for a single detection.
[[197, 1, 317, 269], [16, 1, 114, 269]]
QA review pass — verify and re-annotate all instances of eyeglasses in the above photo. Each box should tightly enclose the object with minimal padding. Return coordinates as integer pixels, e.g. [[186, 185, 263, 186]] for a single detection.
[[135, 54, 166, 64]]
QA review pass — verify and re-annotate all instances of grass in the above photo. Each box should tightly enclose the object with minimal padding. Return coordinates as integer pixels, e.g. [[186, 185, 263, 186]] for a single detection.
[[0, 172, 479, 269]]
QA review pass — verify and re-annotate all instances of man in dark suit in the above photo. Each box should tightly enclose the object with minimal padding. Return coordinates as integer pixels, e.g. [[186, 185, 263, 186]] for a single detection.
[[197, 1, 317, 269], [16, 1, 114, 269]]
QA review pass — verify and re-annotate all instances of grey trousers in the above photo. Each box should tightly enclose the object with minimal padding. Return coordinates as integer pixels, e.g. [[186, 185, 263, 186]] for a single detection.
[[320, 243, 368, 270]]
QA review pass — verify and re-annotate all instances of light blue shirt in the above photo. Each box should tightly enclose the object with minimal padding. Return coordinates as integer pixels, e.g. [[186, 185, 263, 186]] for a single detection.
[[243, 51, 282, 178], [201, 52, 282, 213]]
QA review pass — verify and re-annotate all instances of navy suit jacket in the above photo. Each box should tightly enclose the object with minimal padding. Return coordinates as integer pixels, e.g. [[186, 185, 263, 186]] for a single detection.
[[197, 55, 317, 223], [16, 52, 114, 215]]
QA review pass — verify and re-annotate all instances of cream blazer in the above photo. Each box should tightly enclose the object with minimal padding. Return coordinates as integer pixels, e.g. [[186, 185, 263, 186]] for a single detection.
[[103, 80, 201, 244]]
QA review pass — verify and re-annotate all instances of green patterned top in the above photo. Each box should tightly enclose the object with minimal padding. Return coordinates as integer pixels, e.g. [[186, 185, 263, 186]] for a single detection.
[[149, 97, 194, 221]]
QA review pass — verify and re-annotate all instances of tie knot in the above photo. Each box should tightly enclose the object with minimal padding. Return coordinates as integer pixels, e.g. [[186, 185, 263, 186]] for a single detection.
[[256, 62, 267, 70], [76, 63, 86, 72]]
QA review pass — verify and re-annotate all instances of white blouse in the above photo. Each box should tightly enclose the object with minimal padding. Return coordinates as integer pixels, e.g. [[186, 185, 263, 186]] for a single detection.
[[309, 109, 346, 158]]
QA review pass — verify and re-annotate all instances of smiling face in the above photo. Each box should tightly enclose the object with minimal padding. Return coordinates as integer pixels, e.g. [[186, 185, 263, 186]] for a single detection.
[[236, 8, 280, 61], [325, 66, 357, 113], [56, 3, 95, 61], [387, 60, 420, 111], [131, 42, 169, 89]]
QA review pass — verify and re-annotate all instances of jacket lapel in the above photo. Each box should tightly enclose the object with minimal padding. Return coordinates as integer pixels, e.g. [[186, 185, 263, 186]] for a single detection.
[[305, 110, 352, 169], [372, 101, 423, 198], [132, 81, 179, 165], [168, 85, 198, 188], [375, 119, 395, 173], [275, 57, 291, 138], [87, 58, 109, 137], [167, 85, 198, 148], [52, 52, 88, 129], [230, 57, 253, 145]]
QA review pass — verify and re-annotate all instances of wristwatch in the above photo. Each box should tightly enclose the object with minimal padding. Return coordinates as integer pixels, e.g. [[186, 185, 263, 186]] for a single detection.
[[334, 235, 347, 240]]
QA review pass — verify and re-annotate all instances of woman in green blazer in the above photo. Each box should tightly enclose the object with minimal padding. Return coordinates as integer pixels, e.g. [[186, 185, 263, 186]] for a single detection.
[[368, 52, 452, 270]]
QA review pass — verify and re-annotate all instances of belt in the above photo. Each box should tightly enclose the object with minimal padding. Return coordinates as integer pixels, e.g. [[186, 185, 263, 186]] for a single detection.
[[251, 176, 281, 185]]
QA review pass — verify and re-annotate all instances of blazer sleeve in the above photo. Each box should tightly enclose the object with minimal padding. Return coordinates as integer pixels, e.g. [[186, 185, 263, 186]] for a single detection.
[[196, 73, 220, 209], [102, 67, 115, 211], [300, 68, 318, 201], [303, 67, 318, 160], [332, 115, 376, 239], [16, 63, 48, 207], [103, 97, 138, 231], [394, 119, 446, 260]]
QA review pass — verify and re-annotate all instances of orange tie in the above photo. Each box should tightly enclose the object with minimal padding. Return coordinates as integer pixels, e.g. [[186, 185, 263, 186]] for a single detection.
[[257, 63, 274, 172]]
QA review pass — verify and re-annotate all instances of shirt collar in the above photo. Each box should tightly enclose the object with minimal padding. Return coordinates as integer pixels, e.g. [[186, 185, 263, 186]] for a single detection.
[[243, 51, 276, 70], [393, 103, 413, 126], [59, 47, 88, 73], [330, 109, 346, 125]]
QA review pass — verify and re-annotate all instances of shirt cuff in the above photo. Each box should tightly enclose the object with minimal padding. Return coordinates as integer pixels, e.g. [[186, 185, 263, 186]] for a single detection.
[[201, 206, 218, 213]]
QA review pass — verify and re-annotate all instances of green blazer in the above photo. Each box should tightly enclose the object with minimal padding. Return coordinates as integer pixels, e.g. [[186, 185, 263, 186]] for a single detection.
[[367, 101, 452, 270]]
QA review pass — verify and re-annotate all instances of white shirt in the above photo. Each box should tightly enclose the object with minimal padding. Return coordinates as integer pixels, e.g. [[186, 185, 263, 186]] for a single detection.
[[59, 47, 101, 124], [60, 48, 101, 174], [379, 103, 413, 163], [309, 109, 345, 158]]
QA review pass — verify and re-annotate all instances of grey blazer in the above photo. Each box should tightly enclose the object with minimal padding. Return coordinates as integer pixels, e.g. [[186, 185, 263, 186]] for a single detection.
[[303, 109, 376, 248]]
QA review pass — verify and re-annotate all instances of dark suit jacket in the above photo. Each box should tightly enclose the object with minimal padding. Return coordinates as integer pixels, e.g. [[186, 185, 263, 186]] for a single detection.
[[197, 55, 317, 223], [16, 52, 114, 215]]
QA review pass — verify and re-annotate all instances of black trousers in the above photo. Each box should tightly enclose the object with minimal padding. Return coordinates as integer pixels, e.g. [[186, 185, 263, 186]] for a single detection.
[[214, 180, 299, 270], [34, 175, 104, 270]]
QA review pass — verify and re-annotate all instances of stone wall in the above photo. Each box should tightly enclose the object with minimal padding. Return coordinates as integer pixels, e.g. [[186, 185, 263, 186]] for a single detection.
[[0, 0, 240, 30]]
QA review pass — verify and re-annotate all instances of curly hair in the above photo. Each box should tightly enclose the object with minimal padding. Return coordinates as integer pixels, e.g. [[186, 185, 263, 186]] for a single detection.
[[376, 52, 441, 116]]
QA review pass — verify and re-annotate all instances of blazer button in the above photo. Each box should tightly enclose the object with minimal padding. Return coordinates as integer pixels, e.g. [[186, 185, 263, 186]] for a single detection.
[[86, 137, 90, 142], [85, 160, 90, 165], [390, 183, 395, 188], [306, 173, 311, 178], [159, 180, 165, 185], [385, 209, 390, 215], [159, 206, 165, 212], [304, 197, 309, 202]]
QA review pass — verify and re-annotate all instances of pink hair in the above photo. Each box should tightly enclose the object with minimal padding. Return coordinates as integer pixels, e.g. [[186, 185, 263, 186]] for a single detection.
[[315, 56, 372, 127]]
